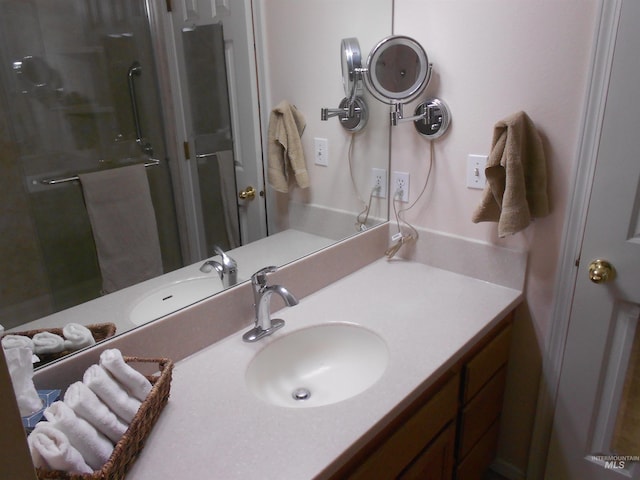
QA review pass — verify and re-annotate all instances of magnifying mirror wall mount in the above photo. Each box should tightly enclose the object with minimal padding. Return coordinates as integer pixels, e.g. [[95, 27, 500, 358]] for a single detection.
[[320, 95, 369, 133]]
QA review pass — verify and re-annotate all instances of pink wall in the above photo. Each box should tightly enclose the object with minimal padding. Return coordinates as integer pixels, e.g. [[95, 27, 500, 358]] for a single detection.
[[393, 0, 598, 474]]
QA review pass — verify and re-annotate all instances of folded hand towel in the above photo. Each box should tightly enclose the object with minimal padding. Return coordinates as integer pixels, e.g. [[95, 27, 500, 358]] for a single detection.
[[4, 346, 43, 416], [1, 334, 34, 351], [267, 100, 308, 193], [32, 332, 65, 354], [471, 111, 549, 237], [62, 323, 95, 351], [64, 381, 127, 443], [99, 349, 152, 402], [83, 365, 141, 423], [27, 423, 93, 474], [44, 401, 113, 470]]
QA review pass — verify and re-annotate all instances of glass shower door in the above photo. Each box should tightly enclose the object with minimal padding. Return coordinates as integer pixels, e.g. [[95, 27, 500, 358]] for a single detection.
[[0, 0, 181, 325]]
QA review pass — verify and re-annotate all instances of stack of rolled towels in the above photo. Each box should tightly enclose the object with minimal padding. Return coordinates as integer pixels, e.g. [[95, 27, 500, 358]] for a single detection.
[[27, 349, 153, 474], [1, 322, 96, 358]]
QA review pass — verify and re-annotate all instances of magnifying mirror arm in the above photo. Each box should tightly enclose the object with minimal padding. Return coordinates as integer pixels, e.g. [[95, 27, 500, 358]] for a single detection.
[[391, 102, 427, 126]]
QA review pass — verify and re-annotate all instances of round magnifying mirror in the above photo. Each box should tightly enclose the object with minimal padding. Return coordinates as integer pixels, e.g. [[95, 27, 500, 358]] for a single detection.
[[365, 36, 431, 103], [341, 37, 363, 98]]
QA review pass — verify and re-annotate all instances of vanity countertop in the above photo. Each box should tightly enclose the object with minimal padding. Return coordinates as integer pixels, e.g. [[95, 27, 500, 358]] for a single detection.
[[126, 257, 522, 479]]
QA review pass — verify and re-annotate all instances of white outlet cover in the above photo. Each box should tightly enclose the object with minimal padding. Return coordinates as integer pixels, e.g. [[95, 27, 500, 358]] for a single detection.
[[466, 154, 487, 189], [391, 171, 410, 202]]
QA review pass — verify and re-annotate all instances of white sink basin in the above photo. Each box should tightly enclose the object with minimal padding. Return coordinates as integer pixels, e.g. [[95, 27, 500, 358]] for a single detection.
[[245, 323, 388, 408], [129, 276, 228, 326]]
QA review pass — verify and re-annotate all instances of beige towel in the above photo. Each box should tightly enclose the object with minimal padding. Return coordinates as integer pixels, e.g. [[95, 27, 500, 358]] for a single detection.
[[267, 100, 309, 193], [79, 164, 163, 293], [472, 111, 549, 237]]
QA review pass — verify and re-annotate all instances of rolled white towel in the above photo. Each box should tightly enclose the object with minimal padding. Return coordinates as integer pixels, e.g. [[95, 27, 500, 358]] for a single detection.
[[27, 423, 93, 474], [99, 349, 152, 402], [62, 323, 95, 351], [44, 401, 113, 470], [64, 382, 127, 443], [1, 334, 34, 351], [32, 332, 65, 354], [83, 365, 141, 423]]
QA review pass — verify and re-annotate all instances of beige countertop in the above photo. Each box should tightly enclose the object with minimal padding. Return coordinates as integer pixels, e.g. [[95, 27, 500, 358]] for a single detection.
[[126, 257, 522, 479]]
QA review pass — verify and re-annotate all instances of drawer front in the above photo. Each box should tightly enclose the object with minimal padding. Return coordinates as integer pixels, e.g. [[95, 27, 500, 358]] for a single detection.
[[463, 324, 512, 403], [399, 422, 456, 480], [349, 374, 459, 480], [458, 367, 507, 459], [456, 420, 500, 480]]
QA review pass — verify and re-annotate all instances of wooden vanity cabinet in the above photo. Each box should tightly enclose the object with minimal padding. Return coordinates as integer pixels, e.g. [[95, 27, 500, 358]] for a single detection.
[[456, 321, 512, 480], [327, 315, 513, 480]]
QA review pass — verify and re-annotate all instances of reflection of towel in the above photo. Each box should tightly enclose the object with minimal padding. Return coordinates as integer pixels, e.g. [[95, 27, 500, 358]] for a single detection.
[[79, 164, 163, 294], [1, 334, 34, 351], [43, 401, 113, 470], [32, 332, 65, 354], [99, 349, 152, 402], [267, 100, 308, 193], [27, 423, 93, 474], [83, 365, 141, 423], [62, 323, 95, 351], [3, 346, 43, 416], [64, 381, 127, 443], [472, 111, 549, 237], [215, 150, 240, 248]]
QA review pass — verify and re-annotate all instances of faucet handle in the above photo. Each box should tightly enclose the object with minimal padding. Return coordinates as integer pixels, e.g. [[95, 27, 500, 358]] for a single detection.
[[252, 266, 278, 286]]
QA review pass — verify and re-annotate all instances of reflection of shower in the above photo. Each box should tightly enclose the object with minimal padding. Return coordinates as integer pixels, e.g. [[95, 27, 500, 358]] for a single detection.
[[127, 61, 154, 156]]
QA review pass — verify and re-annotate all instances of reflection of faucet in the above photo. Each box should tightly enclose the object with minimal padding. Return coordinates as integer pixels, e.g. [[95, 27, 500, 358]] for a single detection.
[[242, 266, 299, 342], [199, 245, 237, 288]]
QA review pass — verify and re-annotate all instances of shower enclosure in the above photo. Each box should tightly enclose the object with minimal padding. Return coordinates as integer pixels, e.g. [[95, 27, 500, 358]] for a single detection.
[[0, 0, 247, 327]]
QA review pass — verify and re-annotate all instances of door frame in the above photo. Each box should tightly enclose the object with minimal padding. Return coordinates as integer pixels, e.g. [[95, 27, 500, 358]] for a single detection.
[[527, 1, 623, 478]]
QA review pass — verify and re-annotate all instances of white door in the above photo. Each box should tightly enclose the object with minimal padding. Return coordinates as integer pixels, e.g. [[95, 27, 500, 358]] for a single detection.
[[545, 1, 640, 478], [167, 0, 266, 261]]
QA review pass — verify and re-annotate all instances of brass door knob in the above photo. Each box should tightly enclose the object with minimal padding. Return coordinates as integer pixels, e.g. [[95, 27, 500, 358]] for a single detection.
[[238, 186, 256, 200], [588, 259, 615, 284]]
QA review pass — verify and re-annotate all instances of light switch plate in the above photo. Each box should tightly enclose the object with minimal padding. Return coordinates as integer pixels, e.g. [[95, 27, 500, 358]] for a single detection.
[[466, 154, 487, 189]]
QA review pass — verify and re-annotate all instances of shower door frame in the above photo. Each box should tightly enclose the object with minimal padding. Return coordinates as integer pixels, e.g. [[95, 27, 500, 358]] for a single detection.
[[146, 0, 267, 264]]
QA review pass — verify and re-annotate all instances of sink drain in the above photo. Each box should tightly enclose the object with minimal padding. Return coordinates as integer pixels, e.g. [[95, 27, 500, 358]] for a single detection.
[[292, 387, 311, 401]]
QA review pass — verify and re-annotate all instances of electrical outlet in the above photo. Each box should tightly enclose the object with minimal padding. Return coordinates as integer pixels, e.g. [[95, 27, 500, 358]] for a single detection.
[[466, 154, 488, 189], [314, 137, 329, 166], [371, 168, 387, 198], [391, 171, 410, 202]]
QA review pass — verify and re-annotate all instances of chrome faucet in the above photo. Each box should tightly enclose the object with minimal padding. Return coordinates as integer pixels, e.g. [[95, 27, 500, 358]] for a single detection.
[[242, 266, 299, 342], [199, 245, 238, 288]]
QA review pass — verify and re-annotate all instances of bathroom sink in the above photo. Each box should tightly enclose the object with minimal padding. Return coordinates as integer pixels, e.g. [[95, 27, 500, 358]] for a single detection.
[[245, 323, 388, 408], [129, 276, 233, 325]]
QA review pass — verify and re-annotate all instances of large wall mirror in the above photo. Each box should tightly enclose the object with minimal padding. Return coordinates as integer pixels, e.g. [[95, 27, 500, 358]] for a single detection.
[[0, 0, 392, 367]]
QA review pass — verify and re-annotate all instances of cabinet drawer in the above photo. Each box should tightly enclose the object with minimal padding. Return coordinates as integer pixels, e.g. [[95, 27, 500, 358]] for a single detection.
[[456, 420, 500, 480], [458, 367, 506, 459], [399, 422, 455, 480], [463, 324, 511, 403], [349, 374, 459, 480]]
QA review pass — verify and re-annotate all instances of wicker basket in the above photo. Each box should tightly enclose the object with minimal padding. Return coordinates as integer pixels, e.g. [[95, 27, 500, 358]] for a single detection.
[[5, 323, 117, 368], [35, 356, 174, 480]]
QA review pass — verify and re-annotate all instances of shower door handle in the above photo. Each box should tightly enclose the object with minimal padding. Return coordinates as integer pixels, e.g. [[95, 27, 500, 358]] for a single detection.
[[127, 61, 154, 156]]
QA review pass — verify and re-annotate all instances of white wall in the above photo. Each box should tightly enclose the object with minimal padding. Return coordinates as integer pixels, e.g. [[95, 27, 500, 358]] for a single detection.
[[255, 0, 392, 235], [393, 0, 599, 475]]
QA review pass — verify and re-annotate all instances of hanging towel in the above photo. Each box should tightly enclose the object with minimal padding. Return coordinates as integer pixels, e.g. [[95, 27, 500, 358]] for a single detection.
[[471, 111, 549, 237], [79, 164, 163, 294], [215, 150, 241, 248], [267, 100, 309, 193]]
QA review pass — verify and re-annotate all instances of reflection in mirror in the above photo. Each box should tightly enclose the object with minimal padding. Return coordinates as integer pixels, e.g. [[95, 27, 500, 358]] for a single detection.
[[0, 0, 392, 368]]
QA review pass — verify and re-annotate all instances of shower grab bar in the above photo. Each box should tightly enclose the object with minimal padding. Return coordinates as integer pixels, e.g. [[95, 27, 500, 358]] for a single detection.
[[39, 158, 160, 185], [128, 61, 154, 156]]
